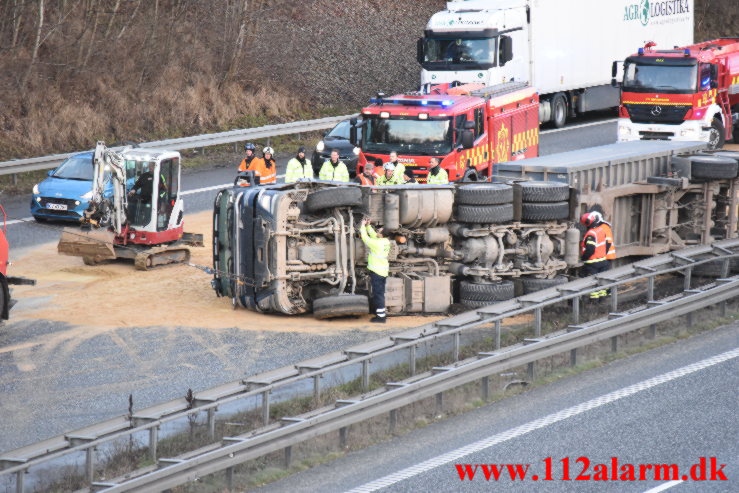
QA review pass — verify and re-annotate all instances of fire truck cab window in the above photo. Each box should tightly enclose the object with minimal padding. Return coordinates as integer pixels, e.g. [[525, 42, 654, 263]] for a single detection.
[[474, 108, 485, 138], [623, 62, 697, 92]]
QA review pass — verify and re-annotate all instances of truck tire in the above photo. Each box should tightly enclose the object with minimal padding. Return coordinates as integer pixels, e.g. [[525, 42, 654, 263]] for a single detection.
[[521, 275, 568, 294], [689, 155, 738, 180], [519, 181, 570, 203], [456, 203, 514, 223], [456, 184, 513, 205], [306, 187, 363, 212], [460, 280, 515, 307], [551, 93, 567, 128], [707, 118, 725, 151], [521, 201, 570, 221], [313, 294, 369, 319]]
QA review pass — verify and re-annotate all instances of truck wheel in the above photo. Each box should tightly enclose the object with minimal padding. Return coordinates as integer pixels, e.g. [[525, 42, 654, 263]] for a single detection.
[[313, 294, 369, 319], [456, 203, 514, 223], [689, 155, 738, 180], [521, 275, 568, 294], [521, 201, 570, 221], [460, 280, 515, 307], [707, 118, 725, 150], [519, 181, 570, 203], [457, 184, 513, 205], [551, 93, 567, 128], [306, 187, 363, 212]]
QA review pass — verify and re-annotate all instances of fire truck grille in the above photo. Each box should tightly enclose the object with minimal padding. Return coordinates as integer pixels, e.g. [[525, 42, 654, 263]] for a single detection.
[[625, 104, 690, 124]]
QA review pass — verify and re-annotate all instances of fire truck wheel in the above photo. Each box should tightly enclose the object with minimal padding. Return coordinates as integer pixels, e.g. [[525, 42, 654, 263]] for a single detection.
[[456, 203, 514, 223], [689, 155, 738, 180], [521, 275, 568, 294], [313, 294, 369, 319], [457, 184, 513, 205], [519, 181, 570, 202], [460, 280, 515, 306], [306, 187, 363, 212], [551, 93, 567, 129], [707, 118, 725, 150], [521, 201, 569, 221]]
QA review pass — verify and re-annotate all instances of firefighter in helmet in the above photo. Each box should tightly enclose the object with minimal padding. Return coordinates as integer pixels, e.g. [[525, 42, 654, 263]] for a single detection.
[[238, 143, 257, 172], [580, 211, 616, 301]]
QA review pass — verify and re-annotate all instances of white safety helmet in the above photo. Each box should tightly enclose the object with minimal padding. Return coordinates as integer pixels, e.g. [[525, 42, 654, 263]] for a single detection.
[[384, 162, 395, 170], [263, 146, 275, 155]]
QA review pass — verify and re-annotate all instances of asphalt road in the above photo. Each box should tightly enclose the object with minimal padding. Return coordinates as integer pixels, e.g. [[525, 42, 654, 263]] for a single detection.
[[256, 322, 739, 493], [0, 116, 617, 452]]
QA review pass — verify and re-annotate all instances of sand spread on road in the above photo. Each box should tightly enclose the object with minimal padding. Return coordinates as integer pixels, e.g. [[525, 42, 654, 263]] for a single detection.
[[9, 210, 443, 332]]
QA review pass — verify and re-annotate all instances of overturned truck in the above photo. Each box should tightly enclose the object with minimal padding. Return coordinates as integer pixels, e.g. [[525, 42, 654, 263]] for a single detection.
[[212, 141, 739, 318]]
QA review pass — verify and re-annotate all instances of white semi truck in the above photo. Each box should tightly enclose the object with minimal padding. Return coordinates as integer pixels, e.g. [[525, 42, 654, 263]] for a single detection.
[[417, 0, 694, 127]]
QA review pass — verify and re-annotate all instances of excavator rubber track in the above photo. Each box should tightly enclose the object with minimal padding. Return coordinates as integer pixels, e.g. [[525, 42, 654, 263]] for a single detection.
[[133, 246, 191, 271]]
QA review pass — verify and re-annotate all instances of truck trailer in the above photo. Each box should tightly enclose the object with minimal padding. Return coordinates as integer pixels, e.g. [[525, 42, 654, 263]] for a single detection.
[[615, 38, 739, 149], [211, 140, 739, 318], [418, 0, 694, 127]]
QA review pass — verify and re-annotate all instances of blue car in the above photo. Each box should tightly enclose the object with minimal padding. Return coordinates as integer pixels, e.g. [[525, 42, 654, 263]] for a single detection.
[[31, 152, 112, 222]]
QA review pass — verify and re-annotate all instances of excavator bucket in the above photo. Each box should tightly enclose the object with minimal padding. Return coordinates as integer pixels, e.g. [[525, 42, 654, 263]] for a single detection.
[[57, 228, 117, 262]]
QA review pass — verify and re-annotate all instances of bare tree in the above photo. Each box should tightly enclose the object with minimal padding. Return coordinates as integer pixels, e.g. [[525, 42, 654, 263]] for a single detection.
[[21, 0, 44, 88]]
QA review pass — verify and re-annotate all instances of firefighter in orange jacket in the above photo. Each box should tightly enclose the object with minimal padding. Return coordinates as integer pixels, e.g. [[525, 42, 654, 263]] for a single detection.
[[580, 211, 615, 300], [238, 143, 257, 172], [243, 146, 277, 185]]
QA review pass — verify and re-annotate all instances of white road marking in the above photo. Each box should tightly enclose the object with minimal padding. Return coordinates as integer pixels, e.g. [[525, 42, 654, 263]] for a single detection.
[[541, 118, 618, 134], [347, 348, 739, 492], [643, 480, 685, 493], [7, 175, 287, 227]]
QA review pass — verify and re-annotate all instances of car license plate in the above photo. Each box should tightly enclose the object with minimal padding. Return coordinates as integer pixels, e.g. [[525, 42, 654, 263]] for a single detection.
[[47, 203, 67, 211]]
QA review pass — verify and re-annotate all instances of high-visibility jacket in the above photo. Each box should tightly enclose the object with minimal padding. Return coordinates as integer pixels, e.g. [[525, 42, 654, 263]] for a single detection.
[[602, 222, 616, 260], [376, 172, 405, 186], [285, 157, 313, 183], [246, 157, 277, 184], [581, 224, 609, 263], [426, 166, 449, 184], [360, 224, 390, 277], [238, 155, 255, 172], [319, 160, 350, 182], [385, 162, 406, 178], [355, 173, 376, 185]]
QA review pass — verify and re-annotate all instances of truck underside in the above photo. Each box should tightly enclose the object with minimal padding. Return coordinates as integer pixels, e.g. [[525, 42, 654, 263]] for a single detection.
[[213, 141, 739, 318]]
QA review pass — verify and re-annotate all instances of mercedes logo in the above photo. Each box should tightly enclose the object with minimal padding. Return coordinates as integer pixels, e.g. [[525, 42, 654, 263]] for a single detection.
[[650, 106, 662, 116]]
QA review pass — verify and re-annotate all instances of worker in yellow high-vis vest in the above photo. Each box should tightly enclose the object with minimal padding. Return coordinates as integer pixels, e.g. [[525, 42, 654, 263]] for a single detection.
[[359, 217, 391, 323]]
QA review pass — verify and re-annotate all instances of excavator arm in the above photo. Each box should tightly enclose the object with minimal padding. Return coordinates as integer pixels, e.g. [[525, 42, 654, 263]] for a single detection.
[[85, 141, 129, 234]]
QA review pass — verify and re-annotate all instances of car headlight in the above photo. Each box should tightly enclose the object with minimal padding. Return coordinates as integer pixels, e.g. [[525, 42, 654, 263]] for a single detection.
[[81, 191, 93, 200], [353, 147, 360, 156], [33, 184, 40, 195], [316, 140, 325, 152]]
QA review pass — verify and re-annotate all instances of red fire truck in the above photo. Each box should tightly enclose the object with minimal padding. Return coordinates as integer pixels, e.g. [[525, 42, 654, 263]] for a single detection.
[[0, 205, 34, 322], [352, 81, 539, 182], [615, 38, 739, 149]]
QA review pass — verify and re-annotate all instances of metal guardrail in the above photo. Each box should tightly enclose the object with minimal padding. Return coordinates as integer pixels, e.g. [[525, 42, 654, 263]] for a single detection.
[[1, 239, 738, 492], [0, 114, 356, 176]]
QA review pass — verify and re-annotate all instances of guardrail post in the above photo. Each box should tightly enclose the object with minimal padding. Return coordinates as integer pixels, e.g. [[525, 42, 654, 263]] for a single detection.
[[313, 374, 321, 402], [409, 345, 416, 376], [453, 332, 460, 361], [534, 308, 542, 337], [686, 311, 694, 327], [647, 276, 654, 302], [527, 362, 536, 382], [720, 300, 727, 317], [481, 376, 490, 401], [684, 267, 692, 290], [361, 360, 370, 392], [262, 390, 270, 426], [572, 296, 580, 325], [611, 335, 619, 353], [86, 447, 95, 483], [570, 348, 577, 367], [495, 320, 501, 349], [611, 286, 618, 312], [149, 426, 158, 462], [15, 470, 24, 493], [225, 466, 234, 491], [207, 408, 216, 440], [648, 323, 657, 338], [435, 392, 444, 414], [11, 173, 17, 185], [389, 409, 397, 433], [284, 446, 292, 469], [339, 427, 348, 449]]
